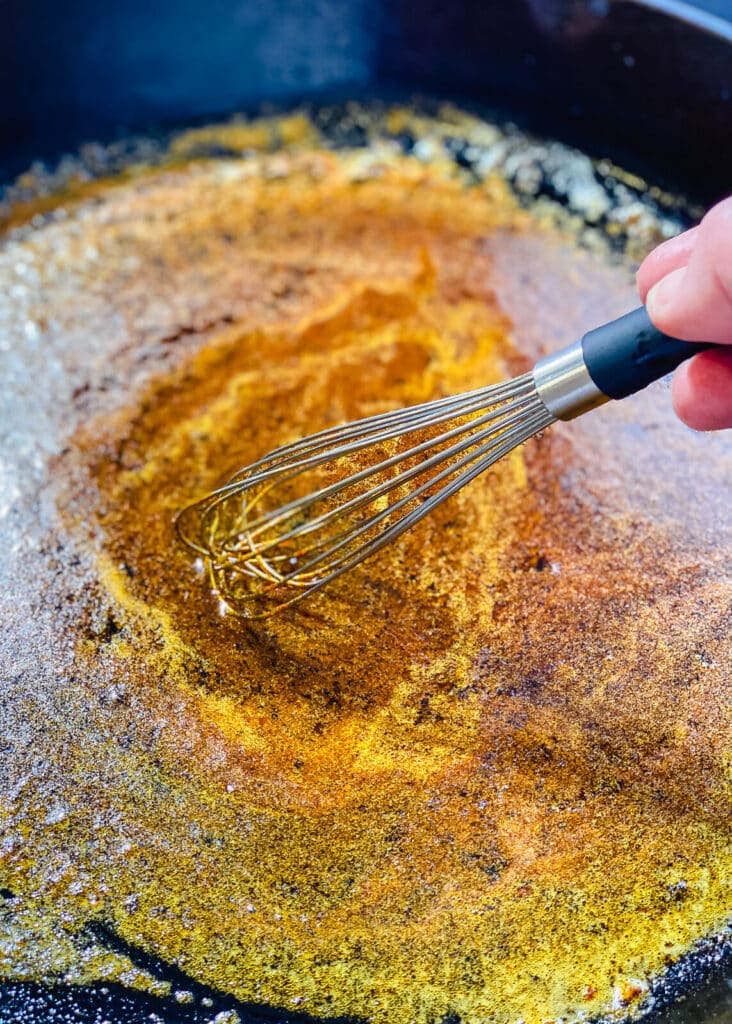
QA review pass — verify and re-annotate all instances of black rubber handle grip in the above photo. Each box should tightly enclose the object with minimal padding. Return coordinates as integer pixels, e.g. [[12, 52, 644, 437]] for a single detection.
[[581, 306, 711, 401]]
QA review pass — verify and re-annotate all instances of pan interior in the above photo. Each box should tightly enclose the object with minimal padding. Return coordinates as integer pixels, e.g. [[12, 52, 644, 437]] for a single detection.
[[0, 106, 730, 1024]]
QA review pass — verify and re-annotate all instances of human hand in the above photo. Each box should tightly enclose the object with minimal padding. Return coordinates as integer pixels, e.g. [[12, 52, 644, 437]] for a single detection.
[[637, 196, 732, 431]]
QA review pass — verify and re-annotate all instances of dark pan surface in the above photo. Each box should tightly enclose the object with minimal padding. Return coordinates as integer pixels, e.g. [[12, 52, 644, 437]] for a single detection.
[[2, 0, 732, 202]]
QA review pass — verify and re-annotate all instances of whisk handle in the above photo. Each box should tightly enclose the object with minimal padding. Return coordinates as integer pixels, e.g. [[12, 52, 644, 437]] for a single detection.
[[581, 306, 712, 401]]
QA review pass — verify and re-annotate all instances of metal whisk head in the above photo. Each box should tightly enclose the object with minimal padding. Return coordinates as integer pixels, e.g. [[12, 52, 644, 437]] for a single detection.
[[177, 372, 555, 617]]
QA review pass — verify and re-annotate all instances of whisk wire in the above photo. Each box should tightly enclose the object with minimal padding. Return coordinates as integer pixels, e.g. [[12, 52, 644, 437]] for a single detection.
[[233, 391, 543, 564], [206, 403, 554, 614], [176, 372, 554, 616], [216, 387, 536, 556], [177, 376, 536, 552], [253, 403, 554, 596], [224, 373, 535, 482]]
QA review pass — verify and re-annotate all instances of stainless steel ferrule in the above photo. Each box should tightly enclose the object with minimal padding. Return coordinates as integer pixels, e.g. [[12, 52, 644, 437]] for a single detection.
[[532, 340, 609, 421]]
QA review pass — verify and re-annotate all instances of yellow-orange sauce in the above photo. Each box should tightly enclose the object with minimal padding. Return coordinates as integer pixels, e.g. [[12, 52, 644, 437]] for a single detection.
[[1, 113, 730, 1024]]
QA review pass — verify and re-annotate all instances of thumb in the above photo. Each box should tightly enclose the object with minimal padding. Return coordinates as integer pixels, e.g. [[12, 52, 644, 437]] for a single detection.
[[646, 197, 732, 345]]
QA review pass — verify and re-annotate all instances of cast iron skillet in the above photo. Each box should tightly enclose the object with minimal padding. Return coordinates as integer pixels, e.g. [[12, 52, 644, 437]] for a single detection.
[[1, 1, 730, 1022]]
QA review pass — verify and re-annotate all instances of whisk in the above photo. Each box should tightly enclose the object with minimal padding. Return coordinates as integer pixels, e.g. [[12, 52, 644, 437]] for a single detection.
[[177, 307, 711, 618]]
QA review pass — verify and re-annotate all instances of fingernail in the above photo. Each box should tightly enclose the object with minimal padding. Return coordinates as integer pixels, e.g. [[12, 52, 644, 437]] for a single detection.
[[645, 267, 684, 322]]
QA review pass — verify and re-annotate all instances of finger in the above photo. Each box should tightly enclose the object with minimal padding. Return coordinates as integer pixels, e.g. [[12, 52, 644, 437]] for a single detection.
[[646, 198, 732, 344], [672, 349, 732, 431], [636, 225, 699, 302]]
